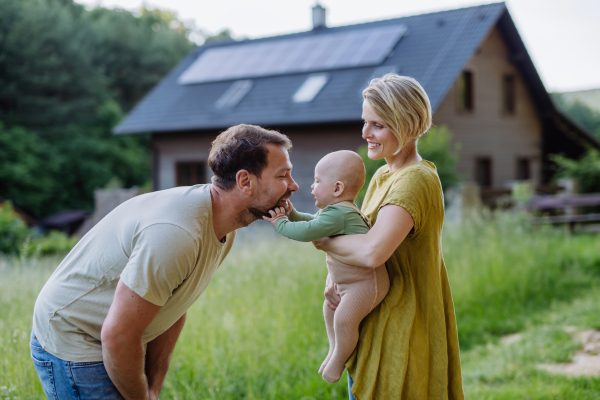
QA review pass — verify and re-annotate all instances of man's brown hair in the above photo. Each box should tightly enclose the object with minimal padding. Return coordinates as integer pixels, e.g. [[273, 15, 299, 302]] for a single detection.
[[208, 124, 292, 190]]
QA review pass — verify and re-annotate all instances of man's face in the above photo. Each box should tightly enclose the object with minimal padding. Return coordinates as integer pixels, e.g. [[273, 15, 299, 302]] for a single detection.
[[247, 143, 299, 219]]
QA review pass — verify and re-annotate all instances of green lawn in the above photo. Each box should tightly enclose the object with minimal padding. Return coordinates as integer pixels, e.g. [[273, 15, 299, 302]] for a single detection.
[[1, 216, 600, 399]]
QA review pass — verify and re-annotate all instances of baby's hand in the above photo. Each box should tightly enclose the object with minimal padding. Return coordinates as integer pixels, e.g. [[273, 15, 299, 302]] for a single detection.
[[262, 207, 288, 227]]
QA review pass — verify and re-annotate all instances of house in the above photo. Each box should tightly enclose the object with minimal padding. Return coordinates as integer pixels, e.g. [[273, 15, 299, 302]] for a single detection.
[[114, 2, 600, 212]]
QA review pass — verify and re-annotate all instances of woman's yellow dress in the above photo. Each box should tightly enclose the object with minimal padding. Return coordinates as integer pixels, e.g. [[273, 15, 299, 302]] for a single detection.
[[346, 160, 464, 399]]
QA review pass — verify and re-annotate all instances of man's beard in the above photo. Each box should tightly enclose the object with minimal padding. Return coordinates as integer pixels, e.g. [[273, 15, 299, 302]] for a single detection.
[[247, 191, 293, 220]]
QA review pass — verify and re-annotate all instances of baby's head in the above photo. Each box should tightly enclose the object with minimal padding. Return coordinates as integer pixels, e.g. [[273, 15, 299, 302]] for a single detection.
[[311, 151, 366, 208]]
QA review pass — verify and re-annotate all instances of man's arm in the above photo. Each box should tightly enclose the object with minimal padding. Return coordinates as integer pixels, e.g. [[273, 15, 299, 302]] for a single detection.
[[145, 313, 186, 397], [101, 280, 162, 400]]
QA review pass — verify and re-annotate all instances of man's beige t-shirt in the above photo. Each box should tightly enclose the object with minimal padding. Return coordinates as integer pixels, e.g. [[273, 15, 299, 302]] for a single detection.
[[33, 184, 235, 362]]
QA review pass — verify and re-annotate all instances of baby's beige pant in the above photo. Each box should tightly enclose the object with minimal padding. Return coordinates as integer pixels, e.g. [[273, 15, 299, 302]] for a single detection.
[[321, 254, 390, 383]]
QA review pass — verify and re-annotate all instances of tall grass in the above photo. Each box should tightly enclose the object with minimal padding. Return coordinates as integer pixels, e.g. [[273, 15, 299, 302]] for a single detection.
[[1, 217, 599, 399], [444, 213, 600, 348], [0, 255, 62, 399]]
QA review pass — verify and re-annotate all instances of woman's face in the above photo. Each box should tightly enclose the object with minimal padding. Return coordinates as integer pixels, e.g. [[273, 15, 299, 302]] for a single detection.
[[361, 100, 399, 161]]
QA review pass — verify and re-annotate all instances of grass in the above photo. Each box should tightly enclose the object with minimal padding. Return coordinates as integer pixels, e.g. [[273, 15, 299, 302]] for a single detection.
[[444, 213, 600, 348], [1, 215, 600, 399], [462, 288, 600, 399]]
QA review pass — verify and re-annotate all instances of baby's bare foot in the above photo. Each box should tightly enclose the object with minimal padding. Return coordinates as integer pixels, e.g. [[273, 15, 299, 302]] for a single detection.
[[322, 370, 341, 383], [318, 360, 327, 375], [322, 363, 343, 383]]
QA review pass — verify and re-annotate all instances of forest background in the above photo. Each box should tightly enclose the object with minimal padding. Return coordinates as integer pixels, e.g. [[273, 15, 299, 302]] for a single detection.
[[1, 0, 599, 222]]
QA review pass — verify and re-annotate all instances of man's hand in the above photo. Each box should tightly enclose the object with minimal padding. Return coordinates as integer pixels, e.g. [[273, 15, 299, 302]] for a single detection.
[[262, 207, 288, 227]]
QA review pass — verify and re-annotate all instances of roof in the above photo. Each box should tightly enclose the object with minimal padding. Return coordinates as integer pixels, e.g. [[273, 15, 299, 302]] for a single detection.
[[41, 210, 90, 228], [115, 3, 508, 134]]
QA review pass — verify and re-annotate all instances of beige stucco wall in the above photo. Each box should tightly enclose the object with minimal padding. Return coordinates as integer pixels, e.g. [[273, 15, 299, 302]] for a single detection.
[[433, 26, 542, 186], [153, 132, 215, 190]]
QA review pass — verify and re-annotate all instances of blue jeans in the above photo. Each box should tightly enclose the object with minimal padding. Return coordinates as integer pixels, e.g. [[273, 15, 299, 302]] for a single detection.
[[348, 373, 357, 400], [30, 331, 124, 400]]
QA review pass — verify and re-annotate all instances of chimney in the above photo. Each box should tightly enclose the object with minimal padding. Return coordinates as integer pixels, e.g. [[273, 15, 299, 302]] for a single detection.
[[312, 3, 327, 29]]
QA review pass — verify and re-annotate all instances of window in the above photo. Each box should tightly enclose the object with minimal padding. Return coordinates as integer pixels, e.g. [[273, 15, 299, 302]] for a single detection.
[[215, 80, 253, 109], [475, 157, 492, 187], [502, 74, 516, 115], [176, 162, 206, 186], [516, 157, 530, 180], [457, 70, 474, 112], [293, 74, 329, 103]]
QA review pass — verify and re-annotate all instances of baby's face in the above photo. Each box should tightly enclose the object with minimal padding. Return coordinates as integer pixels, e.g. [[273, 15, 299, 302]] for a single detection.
[[310, 162, 340, 209]]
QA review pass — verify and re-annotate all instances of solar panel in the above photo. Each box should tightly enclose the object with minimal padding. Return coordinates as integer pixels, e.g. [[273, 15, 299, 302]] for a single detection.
[[178, 25, 407, 85]]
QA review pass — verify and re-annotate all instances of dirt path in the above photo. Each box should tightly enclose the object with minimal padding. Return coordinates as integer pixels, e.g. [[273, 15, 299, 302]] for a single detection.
[[537, 328, 600, 376]]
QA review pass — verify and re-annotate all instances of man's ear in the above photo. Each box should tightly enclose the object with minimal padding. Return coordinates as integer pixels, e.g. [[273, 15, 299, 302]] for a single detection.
[[236, 170, 255, 195], [332, 181, 345, 198]]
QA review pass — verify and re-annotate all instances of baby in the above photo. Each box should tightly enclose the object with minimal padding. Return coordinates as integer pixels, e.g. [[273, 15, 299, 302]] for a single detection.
[[263, 150, 390, 383]]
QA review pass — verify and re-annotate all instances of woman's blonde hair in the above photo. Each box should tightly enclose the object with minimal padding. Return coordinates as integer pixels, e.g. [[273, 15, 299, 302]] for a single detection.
[[362, 74, 432, 154]]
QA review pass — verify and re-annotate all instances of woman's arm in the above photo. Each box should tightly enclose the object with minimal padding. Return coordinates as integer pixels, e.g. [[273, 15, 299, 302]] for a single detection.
[[313, 204, 414, 268]]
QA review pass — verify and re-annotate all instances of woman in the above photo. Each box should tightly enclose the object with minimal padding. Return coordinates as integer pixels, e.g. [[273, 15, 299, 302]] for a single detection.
[[315, 74, 464, 399]]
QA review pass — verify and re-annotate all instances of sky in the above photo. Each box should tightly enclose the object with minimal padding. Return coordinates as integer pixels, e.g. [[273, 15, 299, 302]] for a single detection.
[[76, 0, 600, 93]]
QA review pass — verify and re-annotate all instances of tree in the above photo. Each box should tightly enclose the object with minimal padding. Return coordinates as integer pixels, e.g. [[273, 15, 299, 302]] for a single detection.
[[0, 0, 193, 217], [0, 0, 105, 133], [0, 123, 58, 217], [552, 94, 600, 140], [87, 6, 194, 111]]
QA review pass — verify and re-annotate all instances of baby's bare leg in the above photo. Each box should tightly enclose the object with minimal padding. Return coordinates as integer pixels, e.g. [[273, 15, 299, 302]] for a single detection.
[[321, 265, 389, 383], [319, 301, 336, 375], [321, 282, 376, 383]]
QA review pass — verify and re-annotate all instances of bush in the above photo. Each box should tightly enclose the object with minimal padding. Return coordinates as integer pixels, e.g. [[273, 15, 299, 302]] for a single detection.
[[551, 148, 600, 193], [417, 125, 461, 190], [0, 201, 30, 254], [356, 125, 461, 204], [23, 231, 79, 257]]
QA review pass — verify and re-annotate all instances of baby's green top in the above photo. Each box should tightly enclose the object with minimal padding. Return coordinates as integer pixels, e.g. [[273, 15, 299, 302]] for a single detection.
[[274, 204, 369, 242]]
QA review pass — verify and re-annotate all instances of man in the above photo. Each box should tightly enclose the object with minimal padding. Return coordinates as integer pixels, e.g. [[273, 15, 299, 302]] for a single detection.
[[31, 124, 298, 399]]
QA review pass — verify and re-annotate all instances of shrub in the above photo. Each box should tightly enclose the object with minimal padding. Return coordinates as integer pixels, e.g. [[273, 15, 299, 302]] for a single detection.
[[0, 201, 30, 254], [21, 231, 79, 258], [417, 125, 461, 190], [551, 148, 600, 193], [34, 231, 78, 256]]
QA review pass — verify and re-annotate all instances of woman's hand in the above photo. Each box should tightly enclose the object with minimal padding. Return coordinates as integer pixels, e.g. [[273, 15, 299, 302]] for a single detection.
[[262, 207, 288, 227], [324, 275, 341, 311], [316, 205, 414, 267]]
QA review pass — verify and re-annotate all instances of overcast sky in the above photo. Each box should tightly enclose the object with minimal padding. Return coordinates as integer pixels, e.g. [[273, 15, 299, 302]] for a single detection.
[[76, 0, 600, 92]]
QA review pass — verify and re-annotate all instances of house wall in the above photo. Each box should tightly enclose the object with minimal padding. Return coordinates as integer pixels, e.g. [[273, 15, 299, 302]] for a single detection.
[[153, 131, 216, 190], [433, 26, 542, 186], [152, 124, 365, 213]]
